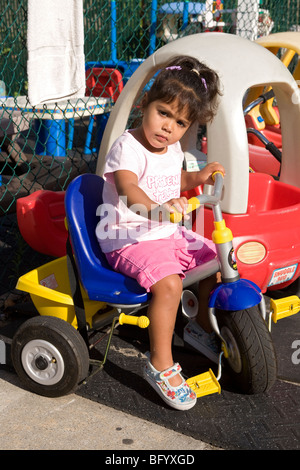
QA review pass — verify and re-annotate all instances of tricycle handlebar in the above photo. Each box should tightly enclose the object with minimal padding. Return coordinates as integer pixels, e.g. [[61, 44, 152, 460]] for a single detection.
[[243, 89, 275, 116], [169, 171, 224, 223]]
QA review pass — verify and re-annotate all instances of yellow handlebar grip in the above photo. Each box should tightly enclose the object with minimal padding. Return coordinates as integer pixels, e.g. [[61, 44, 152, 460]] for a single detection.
[[119, 313, 150, 328], [211, 171, 224, 181], [187, 197, 201, 212], [169, 210, 183, 224], [169, 197, 201, 223]]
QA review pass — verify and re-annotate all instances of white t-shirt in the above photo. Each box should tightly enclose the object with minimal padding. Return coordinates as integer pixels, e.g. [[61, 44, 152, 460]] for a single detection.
[[96, 130, 184, 253]]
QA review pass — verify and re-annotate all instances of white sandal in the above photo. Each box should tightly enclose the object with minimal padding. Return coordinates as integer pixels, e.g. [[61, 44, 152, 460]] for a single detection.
[[143, 354, 197, 411]]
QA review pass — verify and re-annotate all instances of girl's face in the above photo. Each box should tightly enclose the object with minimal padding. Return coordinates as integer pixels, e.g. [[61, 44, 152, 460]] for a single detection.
[[137, 99, 192, 154]]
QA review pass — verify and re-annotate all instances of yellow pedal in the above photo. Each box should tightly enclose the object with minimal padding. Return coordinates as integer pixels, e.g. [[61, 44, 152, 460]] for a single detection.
[[118, 313, 150, 328], [270, 295, 300, 323], [186, 369, 221, 398]]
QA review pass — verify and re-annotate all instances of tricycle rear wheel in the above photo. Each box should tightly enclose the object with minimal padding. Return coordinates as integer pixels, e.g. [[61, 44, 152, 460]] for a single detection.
[[11, 316, 90, 397], [217, 306, 277, 394]]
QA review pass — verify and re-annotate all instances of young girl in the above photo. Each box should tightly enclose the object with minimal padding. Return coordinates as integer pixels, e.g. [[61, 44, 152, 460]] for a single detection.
[[96, 55, 225, 411]]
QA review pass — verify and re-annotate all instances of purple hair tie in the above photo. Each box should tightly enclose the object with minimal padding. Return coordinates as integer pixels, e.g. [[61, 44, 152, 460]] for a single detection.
[[166, 66, 182, 70], [201, 77, 208, 91]]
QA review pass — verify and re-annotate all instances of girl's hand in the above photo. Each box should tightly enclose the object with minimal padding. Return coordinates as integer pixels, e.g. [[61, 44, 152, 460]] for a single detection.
[[162, 196, 190, 220], [200, 161, 225, 185]]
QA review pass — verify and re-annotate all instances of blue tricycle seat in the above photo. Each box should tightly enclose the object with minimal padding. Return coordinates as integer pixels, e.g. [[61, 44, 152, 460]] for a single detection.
[[64, 173, 151, 306]]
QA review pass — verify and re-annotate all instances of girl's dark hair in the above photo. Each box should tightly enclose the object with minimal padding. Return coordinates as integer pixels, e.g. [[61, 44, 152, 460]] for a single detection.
[[143, 55, 222, 125]]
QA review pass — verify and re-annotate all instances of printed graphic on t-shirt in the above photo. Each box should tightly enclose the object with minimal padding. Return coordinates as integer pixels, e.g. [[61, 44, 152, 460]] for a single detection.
[[146, 173, 181, 203]]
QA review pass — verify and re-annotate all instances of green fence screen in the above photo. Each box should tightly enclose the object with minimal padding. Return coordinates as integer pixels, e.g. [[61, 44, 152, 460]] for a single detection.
[[0, 0, 299, 310]]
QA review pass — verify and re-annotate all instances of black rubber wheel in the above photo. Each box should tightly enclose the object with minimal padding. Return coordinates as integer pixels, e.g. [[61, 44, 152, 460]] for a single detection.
[[217, 306, 277, 394], [11, 316, 90, 397]]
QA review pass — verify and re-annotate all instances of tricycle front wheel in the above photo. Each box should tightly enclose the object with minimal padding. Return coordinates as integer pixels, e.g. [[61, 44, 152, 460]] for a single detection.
[[217, 306, 277, 394], [11, 316, 90, 397]]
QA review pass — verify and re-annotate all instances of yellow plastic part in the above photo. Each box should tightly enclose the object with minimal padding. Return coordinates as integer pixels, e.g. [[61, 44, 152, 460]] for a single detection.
[[281, 48, 296, 68], [243, 85, 265, 108], [212, 219, 233, 244], [169, 197, 200, 223], [256, 48, 296, 125], [293, 60, 300, 81], [221, 341, 229, 359], [16, 256, 105, 329], [252, 37, 300, 126], [261, 49, 298, 125], [211, 170, 224, 181], [186, 369, 221, 398], [270, 295, 300, 323], [119, 313, 149, 328]]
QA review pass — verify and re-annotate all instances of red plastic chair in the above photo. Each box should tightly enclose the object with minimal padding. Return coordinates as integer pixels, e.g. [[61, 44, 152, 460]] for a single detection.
[[85, 67, 123, 101], [84, 68, 124, 153]]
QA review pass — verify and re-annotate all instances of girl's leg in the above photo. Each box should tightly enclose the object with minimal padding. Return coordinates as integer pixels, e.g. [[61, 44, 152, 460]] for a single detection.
[[148, 274, 183, 387]]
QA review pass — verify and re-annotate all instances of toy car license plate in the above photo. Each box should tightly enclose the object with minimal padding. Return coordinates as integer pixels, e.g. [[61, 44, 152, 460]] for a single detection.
[[268, 264, 298, 286]]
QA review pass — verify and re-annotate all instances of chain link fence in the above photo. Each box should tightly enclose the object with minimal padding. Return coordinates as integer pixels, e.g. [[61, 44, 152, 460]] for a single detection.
[[0, 0, 299, 309]]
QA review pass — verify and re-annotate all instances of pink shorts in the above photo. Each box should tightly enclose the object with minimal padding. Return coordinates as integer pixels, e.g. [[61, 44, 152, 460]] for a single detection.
[[105, 227, 216, 292]]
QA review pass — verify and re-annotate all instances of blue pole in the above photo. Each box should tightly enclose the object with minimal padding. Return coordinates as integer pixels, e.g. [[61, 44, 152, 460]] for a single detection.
[[111, 0, 117, 62], [182, 0, 189, 31], [149, 0, 157, 56]]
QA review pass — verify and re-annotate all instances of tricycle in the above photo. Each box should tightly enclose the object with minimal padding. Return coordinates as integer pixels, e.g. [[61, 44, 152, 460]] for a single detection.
[[13, 33, 300, 401], [13, 170, 299, 399]]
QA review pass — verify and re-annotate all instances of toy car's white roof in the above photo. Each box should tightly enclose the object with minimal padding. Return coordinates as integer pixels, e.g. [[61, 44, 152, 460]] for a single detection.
[[97, 32, 300, 214]]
